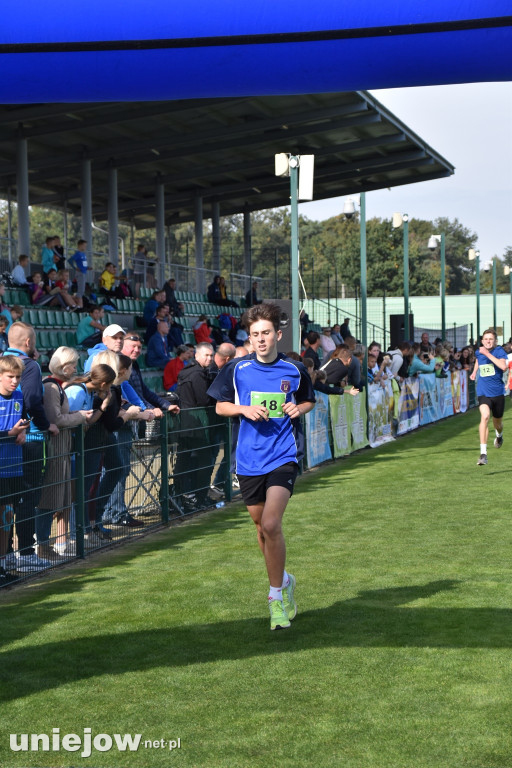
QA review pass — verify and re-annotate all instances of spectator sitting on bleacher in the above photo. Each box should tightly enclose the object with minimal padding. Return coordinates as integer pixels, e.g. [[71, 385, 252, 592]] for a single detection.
[[207, 275, 222, 304], [146, 321, 172, 369], [193, 315, 214, 346], [27, 271, 66, 308], [320, 327, 336, 358], [143, 290, 165, 326], [218, 276, 239, 308], [77, 305, 105, 349], [163, 278, 184, 317], [84, 324, 125, 372], [245, 281, 262, 307], [41, 236, 58, 274], [0, 285, 24, 330], [114, 270, 134, 300], [163, 344, 193, 391], [99, 262, 117, 305], [10, 255, 29, 287], [55, 269, 80, 310], [144, 303, 168, 344]]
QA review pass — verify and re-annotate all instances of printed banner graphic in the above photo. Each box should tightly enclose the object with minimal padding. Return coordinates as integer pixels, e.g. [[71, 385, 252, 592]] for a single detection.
[[305, 391, 332, 468]]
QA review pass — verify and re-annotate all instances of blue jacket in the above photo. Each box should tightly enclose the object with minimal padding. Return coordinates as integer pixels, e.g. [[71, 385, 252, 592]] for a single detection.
[[4, 346, 50, 438], [146, 334, 169, 368], [83, 342, 107, 372], [128, 359, 170, 411]]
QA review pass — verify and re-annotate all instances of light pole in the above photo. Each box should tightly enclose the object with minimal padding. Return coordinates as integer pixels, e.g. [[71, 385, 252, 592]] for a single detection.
[[275, 153, 314, 352], [428, 233, 446, 340], [492, 258, 497, 331], [504, 264, 512, 340], [344, 195, 367, 383], [392, 212, 409, 340], [468, 248, 480, 342]]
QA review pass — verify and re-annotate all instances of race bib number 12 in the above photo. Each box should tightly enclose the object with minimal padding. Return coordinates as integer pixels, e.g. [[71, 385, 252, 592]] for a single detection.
[[479, 364, 494, 377], [251, 391, 286, 418]]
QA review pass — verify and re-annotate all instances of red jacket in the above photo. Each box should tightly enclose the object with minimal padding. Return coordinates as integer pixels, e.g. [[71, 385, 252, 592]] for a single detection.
[[163, 357, 185, 391]]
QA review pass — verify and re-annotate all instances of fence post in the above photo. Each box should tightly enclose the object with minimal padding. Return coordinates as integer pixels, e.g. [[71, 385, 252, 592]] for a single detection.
[[75, 424, 85, 559], [223, 416, 233, 502], [160, 411, 170, 524]]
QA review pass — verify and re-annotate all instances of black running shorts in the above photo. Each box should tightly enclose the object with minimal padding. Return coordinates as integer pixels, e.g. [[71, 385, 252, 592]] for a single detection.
[[237, 462, 299, 506], [478, 394, 505, 419]]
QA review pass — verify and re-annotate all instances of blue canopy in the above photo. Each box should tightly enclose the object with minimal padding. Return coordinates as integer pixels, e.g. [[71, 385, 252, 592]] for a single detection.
[[1, 1, 511, 102]]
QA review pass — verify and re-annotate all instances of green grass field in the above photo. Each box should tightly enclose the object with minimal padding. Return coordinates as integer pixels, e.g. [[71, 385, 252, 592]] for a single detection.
[[2, 407, 512, 768]]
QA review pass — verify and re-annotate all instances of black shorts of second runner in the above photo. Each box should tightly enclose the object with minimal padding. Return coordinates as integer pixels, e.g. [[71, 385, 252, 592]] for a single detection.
[[478, 394, 505, 419], [237, 462, 299, 506]]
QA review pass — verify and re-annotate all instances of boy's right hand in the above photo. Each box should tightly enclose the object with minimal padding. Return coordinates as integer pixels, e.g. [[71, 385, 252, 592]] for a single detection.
[[243, 404, 269, 422], [9, 419, 30, 437]]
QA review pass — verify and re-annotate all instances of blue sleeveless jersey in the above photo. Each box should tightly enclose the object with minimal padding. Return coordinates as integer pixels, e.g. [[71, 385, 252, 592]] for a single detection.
[[208, 353, 315, 476]]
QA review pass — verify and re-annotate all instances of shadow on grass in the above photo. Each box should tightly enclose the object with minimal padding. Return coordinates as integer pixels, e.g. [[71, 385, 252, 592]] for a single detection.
[[3, 578, 512, 704]]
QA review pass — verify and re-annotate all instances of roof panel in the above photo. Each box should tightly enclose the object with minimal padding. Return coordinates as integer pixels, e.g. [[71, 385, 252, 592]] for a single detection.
[[0, 91, 453, 225]]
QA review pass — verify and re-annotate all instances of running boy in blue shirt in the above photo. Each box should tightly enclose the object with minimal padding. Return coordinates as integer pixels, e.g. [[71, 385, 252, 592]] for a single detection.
[[470, 328, 508, 465], [208, 303, 315, 630]]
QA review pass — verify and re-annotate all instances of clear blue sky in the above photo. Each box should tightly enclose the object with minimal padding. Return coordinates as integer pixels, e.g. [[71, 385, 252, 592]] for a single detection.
[[299, 82, 512, 260]]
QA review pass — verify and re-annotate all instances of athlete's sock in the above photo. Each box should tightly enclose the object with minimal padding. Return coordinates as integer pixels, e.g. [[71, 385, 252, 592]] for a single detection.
[[282, 570, 290, 589], [268, 586, 283, 602], [480, 443, 487, 454], [496, 430, 503, 438]]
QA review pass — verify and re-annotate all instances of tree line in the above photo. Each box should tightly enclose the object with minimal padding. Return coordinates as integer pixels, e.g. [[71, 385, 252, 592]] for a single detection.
[[1, 203, 510, 297]]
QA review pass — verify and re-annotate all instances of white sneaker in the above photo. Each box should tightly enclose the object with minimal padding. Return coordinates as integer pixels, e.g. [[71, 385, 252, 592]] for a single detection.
[[54, 541, 76, 556], [16, 553, 52, 572]]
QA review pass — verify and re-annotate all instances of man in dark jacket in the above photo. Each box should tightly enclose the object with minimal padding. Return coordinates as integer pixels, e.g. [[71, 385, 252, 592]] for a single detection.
[[5, 322, 58, 571], [173, 343, 216, 511], [122, 334, 174, 415]]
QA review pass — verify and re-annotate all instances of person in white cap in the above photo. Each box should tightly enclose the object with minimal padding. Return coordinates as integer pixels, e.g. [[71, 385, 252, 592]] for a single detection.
[[83, 324, 125, 372]]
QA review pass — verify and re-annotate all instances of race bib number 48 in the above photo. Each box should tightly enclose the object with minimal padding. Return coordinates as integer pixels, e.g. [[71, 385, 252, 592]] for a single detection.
[[251, 391, 286, 418], [479, 364, 495, 377]]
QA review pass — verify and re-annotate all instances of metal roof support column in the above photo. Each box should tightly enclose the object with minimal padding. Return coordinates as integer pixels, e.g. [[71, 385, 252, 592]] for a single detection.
[[194, 195, 204, 293], [212, 201, 221, 273], [155, 178, 166, 285], [7, 187, 13, 265], [243, 207, 252, 287], [16, 136, 30, 256], [80, 157, 93, 266], [107, 164, 119, 267]]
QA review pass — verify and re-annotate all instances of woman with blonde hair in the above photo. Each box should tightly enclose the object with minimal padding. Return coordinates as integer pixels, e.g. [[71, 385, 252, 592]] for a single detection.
[[36, 347, 95, 559]]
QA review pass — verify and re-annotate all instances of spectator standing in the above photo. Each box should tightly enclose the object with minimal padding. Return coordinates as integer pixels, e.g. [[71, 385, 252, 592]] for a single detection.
[[319, 327, 336, 358], [173, 343, 216, 511], [0, 355, 31, 584], [123, 334, 175, 417], [52, 236, 66, 271], [41, 236, 58, 274], [4, 322, 59, 571], [339, 318, 351, 340], [0, 316, 8, 352], [408, 343, 437, 376], [84, 324, 125, 372], [36, 347, 93, 559], [67, 239, 89, 307], [163, 344, 193, 392], [303, 331, 322, 370]]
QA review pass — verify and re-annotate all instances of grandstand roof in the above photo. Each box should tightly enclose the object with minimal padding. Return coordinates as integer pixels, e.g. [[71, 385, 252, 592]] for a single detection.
[[0, 91, 454, 227]]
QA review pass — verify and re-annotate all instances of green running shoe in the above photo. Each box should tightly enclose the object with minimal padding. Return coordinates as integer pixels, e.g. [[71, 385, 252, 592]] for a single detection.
[[282, 573, 297, 621], [269, 599, 290, 631]]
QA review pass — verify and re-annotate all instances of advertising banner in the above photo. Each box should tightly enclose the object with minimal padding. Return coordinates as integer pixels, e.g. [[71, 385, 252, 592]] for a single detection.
[[451, 370, 461, 413], [368, 381, 395, 447], [436, 376, 454, 419], [419, 375, 438, 425], [329, 394, 351, 458], [459, 370, 468, 413], [305, 391, 332, 467], [347, 392, 368, 451], [397, 377, 419, 435]]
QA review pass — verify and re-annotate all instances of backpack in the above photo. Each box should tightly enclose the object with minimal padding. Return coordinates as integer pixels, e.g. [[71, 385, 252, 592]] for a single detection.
[[43, 376, 65, 406]]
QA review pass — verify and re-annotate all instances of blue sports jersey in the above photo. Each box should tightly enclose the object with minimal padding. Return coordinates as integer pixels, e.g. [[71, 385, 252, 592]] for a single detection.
[[475, 346, 507, 397], [0, 389, 25, 477], [207, 353, 315, 476]]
